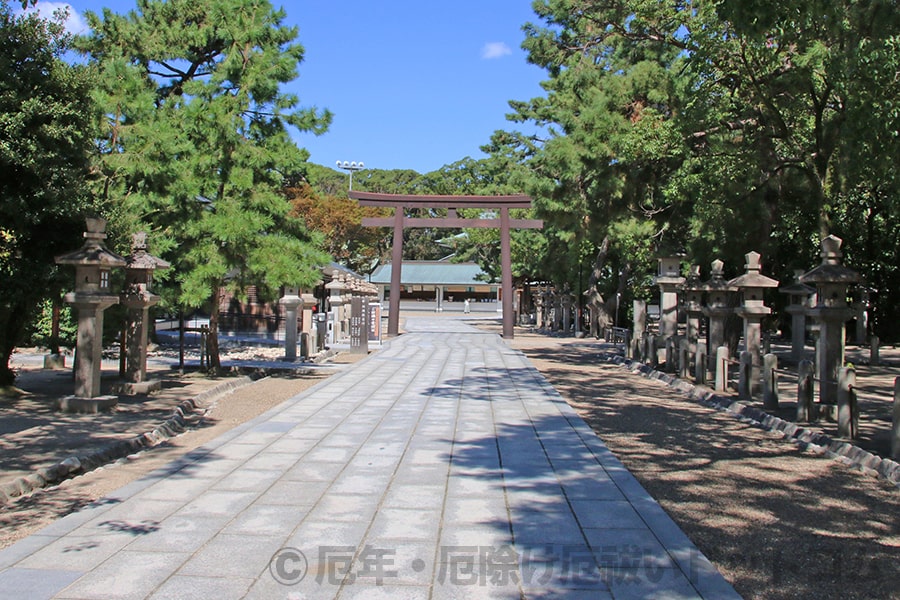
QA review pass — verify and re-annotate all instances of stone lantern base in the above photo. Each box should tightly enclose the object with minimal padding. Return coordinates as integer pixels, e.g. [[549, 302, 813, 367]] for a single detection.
[[43, 354, 66, 370], [110, 379, 163, 395], [56, 395, 118, 414]]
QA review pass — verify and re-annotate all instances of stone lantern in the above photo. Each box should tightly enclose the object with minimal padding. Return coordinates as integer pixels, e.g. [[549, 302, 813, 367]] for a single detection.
[[532, 287, 545, 330], [729, 251, 779, 396], [701, 259, 737, 367], [324, 270, 344, 344], [654, 257, 685, 340], [120, 232, 169, 391], [55, 217, 126, 409], [800, 235, 861, 407], [560, 286, 575, 335], [779, 270, 815, 361], [280, 286, 303, 361], [680, 264, 704, 354]]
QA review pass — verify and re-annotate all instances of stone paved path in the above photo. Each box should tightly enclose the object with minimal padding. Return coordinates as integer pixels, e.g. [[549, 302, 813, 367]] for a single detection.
[[0, 318, 739, 599]]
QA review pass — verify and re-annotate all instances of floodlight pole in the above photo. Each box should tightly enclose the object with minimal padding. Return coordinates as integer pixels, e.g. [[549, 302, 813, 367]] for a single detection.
[[336, 160, 365, 191]]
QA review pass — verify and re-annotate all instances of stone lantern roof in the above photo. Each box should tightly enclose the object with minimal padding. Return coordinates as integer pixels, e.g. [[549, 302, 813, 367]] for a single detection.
[[799, 235, 862, 286], [55, 217, 126, 269], [700, 259, 734, 292], [728, 251, 779, 291], [125, 232, 170, 272], [779, 269, 816, 297], [680, 264, 704, 310]]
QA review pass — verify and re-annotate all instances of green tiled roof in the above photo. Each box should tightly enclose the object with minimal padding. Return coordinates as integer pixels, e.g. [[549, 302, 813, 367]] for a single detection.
[[368, 262, 490, 285]]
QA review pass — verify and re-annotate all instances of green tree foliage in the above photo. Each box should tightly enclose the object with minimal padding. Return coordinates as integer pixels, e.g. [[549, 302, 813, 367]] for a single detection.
[[494, 0, 689, 325], [498, 0, 900, 337], [0, 1, 96, 384], [76, 0, 332, 368]]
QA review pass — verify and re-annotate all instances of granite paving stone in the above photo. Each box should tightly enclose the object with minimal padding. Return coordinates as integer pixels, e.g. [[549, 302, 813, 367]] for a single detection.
[[0, 316, 738, 599]]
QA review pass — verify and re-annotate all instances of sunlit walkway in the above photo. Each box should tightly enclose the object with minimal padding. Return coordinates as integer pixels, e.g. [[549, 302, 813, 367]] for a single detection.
[[0, 317, 738, 599]]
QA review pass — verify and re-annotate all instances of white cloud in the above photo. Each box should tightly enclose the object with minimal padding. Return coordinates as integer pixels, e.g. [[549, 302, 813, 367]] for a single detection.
[[20, 2, 89, 36], [481, 42, 512, 60]]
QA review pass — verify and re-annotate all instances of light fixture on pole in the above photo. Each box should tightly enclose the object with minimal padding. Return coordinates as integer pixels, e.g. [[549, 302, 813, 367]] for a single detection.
[[336, 160, 365, 191]]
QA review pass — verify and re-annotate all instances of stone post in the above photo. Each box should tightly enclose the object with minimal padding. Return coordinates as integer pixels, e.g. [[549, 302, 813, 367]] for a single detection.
[[561, 288, 574, 336], [679, 338, 691, 379], [701, 259, 737, 371], [763, 353, 779, 410], [729, 252, 779, 397], [632, 300, 647, 361], [54, 218, 126, 408], [892, 378, 900, 461], [738, 351, 752, 399], [870, 335, 880, 367], [797, 360, 816, 422], [715, 346, 729, 392], [533, 289, 544, 330], [695, 344, 707, 384], [837, 366, 858, 439], [665, 336, 678, 373], [779, 270, 815, 361], [301, 292, 317, 356], [800, 235, 861, 407], [280, 286, 302, 361], [646, 334, 658, 369]]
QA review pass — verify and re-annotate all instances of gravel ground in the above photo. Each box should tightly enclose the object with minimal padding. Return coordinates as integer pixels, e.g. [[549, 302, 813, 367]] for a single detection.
[[503, 330, 900, 600]]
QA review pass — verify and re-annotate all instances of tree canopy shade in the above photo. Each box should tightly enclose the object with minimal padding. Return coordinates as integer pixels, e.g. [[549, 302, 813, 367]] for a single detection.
[[0, 1, 97, 385], [76, 0, 333, 368]]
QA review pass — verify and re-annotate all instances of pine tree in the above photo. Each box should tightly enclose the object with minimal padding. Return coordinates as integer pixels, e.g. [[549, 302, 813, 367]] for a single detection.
[[77, 0, 332, 369]]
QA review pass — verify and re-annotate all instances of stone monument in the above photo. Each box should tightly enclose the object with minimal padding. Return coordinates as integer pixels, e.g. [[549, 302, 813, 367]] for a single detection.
[[729, 252, 778, 397], [280, 286, 303, 361], [118, 232, 169, 393], [779, 270, 815, 361], [800, 235, 861, 410], [54, 217, 126, 412]]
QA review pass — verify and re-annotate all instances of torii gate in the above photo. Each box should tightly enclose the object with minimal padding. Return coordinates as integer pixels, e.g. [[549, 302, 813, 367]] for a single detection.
[[350, 191, 543, 339]]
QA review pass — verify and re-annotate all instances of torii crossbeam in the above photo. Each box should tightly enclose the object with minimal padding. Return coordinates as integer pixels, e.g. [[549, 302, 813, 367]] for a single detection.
[[350, 191, 542, 338]]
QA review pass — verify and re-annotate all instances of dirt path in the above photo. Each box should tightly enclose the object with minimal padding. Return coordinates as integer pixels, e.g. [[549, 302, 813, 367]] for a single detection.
[[0, 367, 341, 549], [508, 333, 900, 600]]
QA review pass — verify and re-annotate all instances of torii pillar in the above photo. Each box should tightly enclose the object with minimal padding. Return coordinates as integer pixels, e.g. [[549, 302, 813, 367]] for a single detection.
[[352, 192, 542, 338]]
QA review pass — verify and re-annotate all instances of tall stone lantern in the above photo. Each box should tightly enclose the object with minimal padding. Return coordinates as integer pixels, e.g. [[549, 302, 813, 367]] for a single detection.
[[700, 260, 736, 367], [55, 217, 126, 408], [680, 264, 704, 354], [729, 252, 779, 396], [120, 232, 170, 390], [654, 257, 684, 340], [800, 235, 861, 407], [779, 270, 815, 361]]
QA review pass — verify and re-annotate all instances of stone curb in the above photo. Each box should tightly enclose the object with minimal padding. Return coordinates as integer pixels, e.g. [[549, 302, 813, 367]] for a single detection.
[[601, 353, 900, 488], [0, 375, 260, 505]]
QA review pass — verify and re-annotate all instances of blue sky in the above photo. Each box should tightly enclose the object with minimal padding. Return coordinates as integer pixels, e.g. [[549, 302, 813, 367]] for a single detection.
[[29, 0, 550, 174]]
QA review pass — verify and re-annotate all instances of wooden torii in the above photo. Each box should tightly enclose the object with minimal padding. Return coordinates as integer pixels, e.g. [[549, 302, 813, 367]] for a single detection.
[[350, 191, 543, 338]]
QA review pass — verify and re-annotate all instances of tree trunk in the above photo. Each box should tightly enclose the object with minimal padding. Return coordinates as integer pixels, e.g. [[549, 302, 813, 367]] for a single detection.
[[207, 285, 222, 371], [0, 303, 26, 386], [49, 296, 61, 355], [586, 236, 613, 334]]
